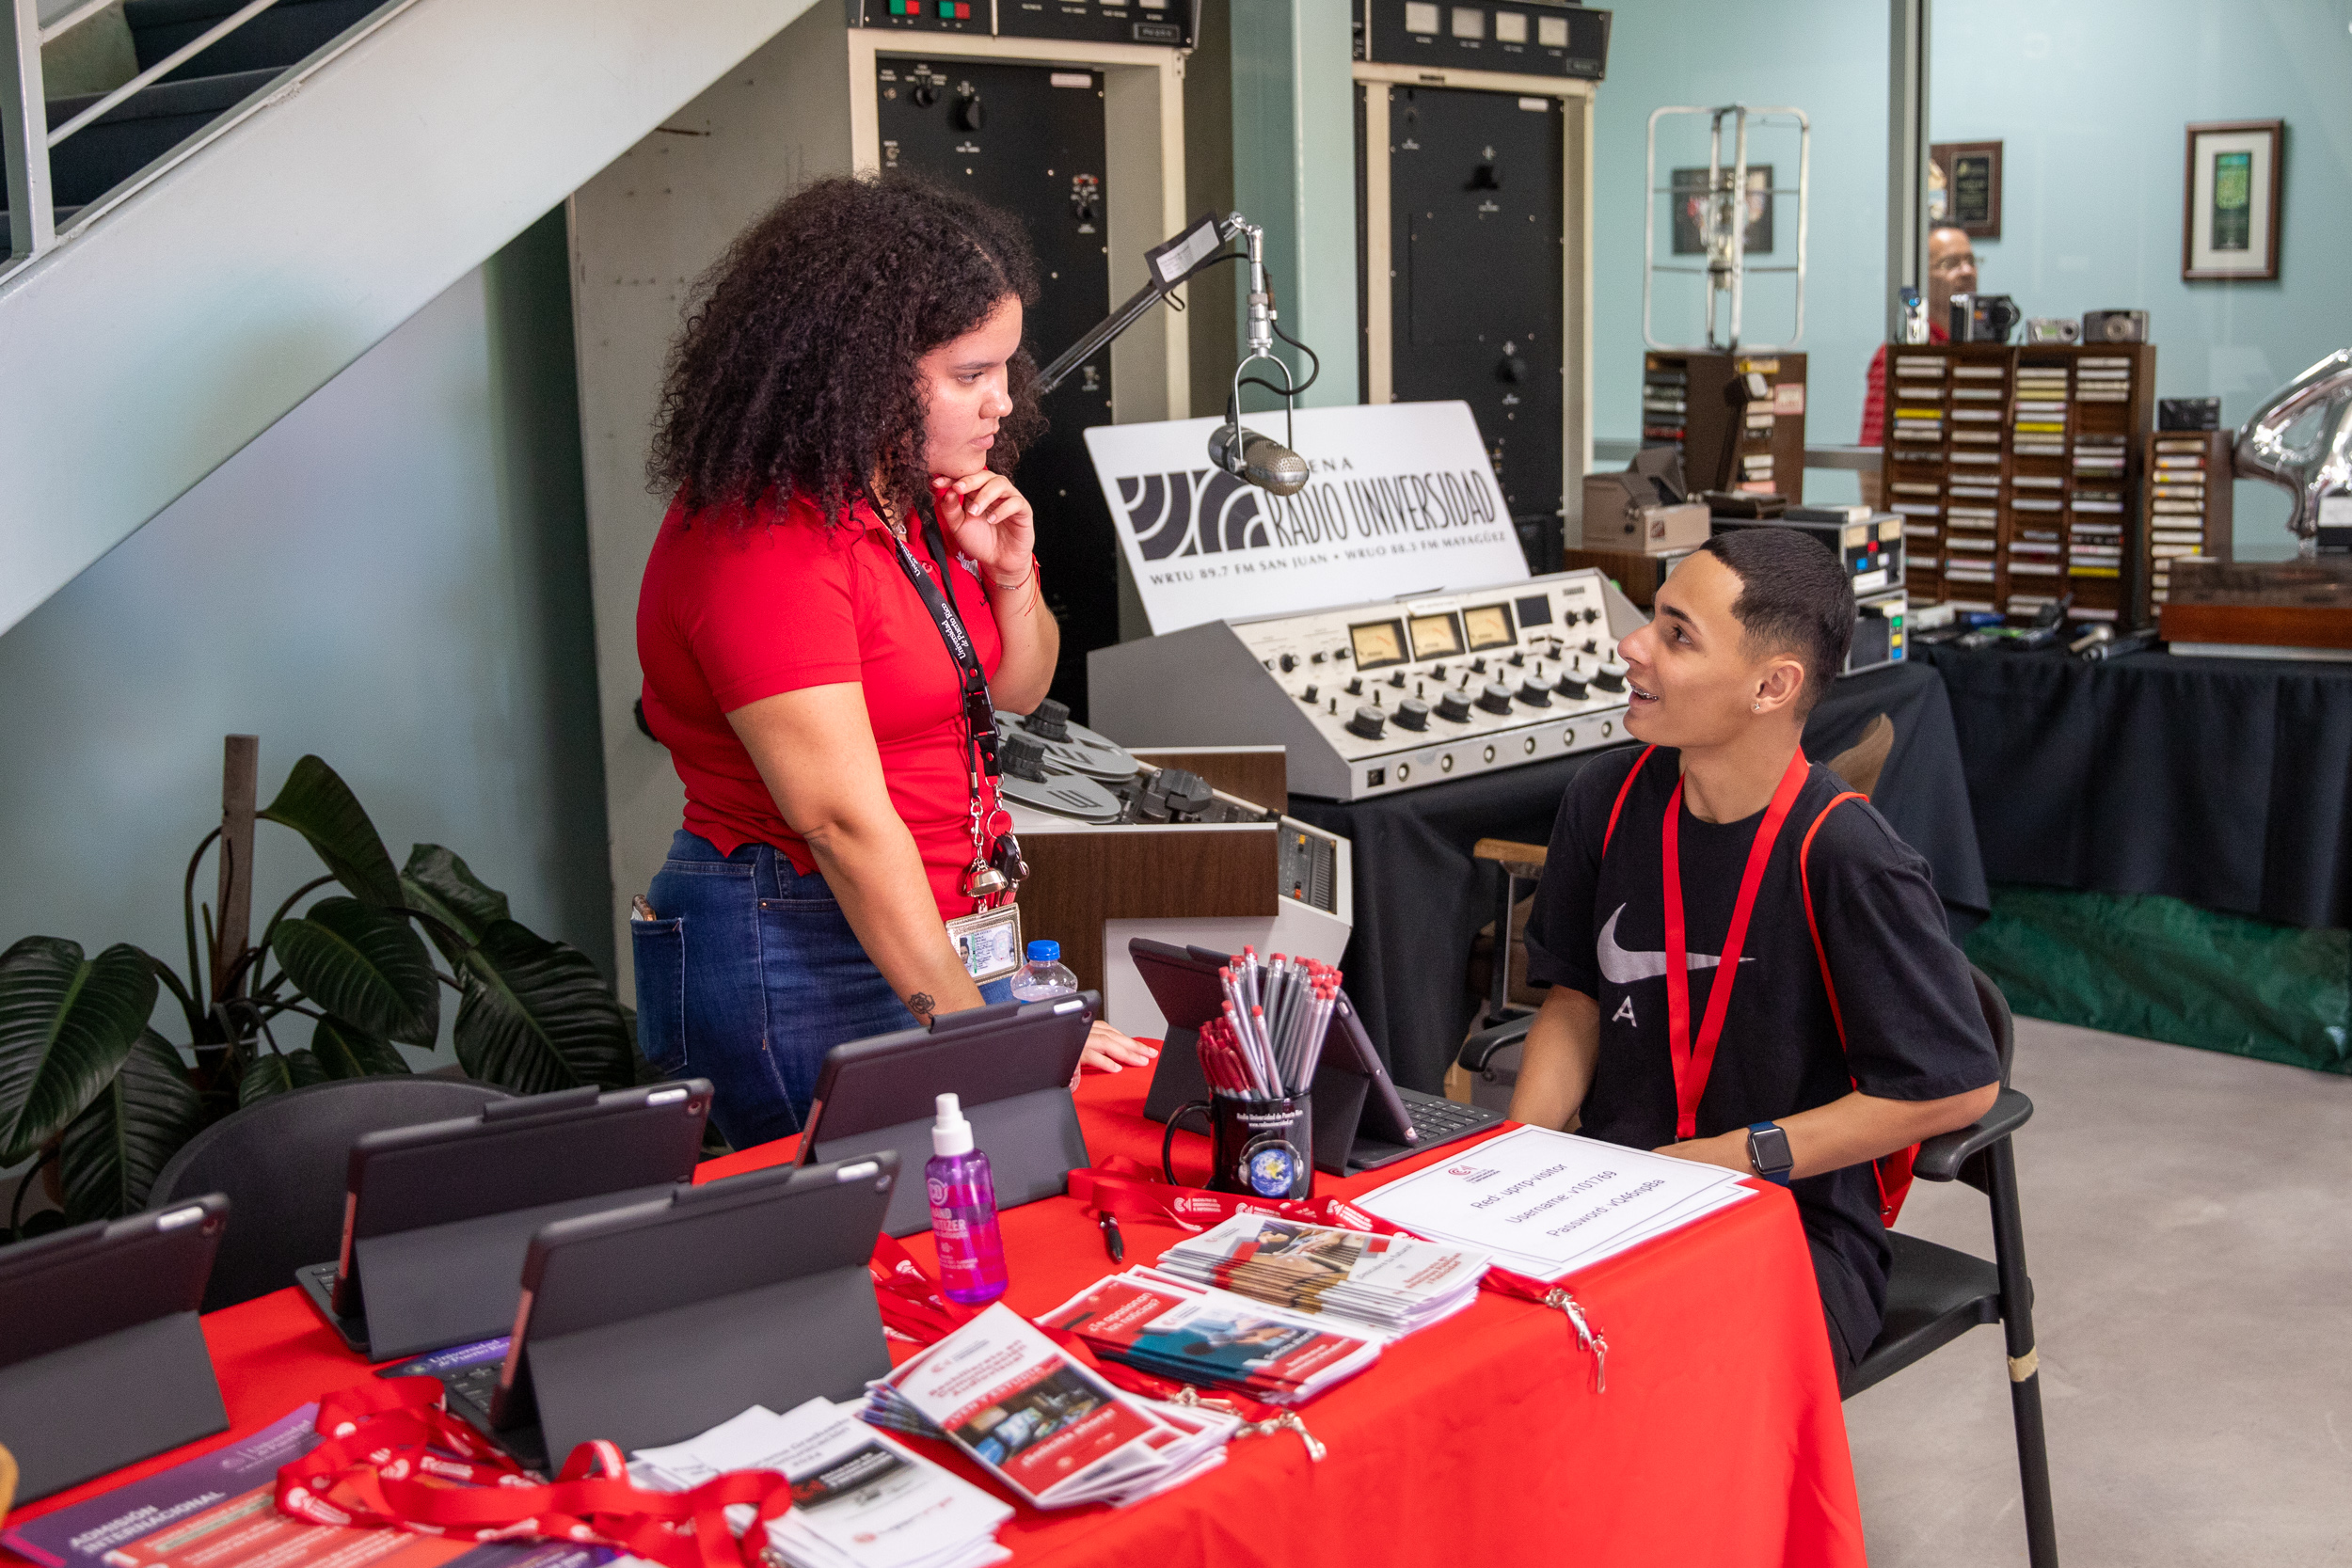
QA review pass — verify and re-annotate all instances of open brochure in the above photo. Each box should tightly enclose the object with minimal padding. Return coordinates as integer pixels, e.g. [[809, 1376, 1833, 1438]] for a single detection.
[[1036, 1270, 1378, 1405], [0, 1407, 600, 1568], [866, 1303, 1229, 1510], [1349, 1123, 1754, 1281], [1153, 1213, 1489, 1338], [630, 1401, 1009, 1568]]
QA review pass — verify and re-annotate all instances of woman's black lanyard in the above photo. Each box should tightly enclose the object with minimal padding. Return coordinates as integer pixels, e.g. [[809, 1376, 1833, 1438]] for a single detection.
[[883, 499, 1022, 911]]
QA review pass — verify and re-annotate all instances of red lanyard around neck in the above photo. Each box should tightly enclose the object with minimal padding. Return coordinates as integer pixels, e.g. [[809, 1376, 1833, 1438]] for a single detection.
[[1661, 748, 1810, 1140]]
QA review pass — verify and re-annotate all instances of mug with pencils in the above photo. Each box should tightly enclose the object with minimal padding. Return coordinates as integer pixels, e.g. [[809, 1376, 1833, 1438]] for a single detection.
[[1160, 950, 1336, 1201]]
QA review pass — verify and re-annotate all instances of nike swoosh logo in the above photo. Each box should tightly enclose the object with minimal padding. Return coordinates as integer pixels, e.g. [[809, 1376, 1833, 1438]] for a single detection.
[[1597, 903, 1756, 985]]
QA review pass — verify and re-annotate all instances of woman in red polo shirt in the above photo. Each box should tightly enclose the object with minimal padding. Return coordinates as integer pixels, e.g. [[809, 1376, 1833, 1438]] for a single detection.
[[631, 174, 1152, 1148]]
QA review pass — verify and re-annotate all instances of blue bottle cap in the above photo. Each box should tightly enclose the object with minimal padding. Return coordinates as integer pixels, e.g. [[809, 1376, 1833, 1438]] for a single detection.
[[1026, 939, 1060, 961]]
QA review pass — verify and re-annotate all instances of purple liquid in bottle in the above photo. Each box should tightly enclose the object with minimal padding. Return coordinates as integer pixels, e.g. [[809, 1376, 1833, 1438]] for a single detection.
[[926, 1092, 1009, 1305]]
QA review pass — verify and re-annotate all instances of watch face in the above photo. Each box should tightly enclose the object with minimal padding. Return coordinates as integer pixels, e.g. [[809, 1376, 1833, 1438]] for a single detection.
[[1750, 1124, 1793, 1173]]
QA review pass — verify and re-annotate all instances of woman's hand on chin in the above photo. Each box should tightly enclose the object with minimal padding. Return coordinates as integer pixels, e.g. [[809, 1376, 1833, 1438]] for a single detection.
[[932, 471, 1035, 583]]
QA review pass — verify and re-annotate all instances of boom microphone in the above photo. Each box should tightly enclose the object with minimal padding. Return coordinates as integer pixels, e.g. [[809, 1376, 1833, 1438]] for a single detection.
[[1208, 422, 1311, 497]]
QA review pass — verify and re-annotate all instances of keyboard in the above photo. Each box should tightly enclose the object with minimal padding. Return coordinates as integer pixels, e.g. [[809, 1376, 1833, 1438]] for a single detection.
[[1398, 1087, 1504, 1147], [1346, 1086, 1506, 1171], [439, 1361, 503, 1421]]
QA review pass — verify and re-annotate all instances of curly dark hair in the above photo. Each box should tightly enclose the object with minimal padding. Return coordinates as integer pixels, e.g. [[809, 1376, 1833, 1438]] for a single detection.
[[647, 171, 1045, 526]]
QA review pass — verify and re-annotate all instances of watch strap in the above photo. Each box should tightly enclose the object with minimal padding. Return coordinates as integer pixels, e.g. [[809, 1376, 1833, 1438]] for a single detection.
[[1745, 1120, 1793, 1185]]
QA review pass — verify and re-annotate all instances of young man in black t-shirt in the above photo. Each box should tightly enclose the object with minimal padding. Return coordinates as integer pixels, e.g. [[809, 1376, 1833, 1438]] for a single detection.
[[1514, 529, 2000, 1369]]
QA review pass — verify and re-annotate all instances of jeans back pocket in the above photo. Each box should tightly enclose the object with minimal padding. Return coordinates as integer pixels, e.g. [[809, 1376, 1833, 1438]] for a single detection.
[[629, 916, 688, 1078]]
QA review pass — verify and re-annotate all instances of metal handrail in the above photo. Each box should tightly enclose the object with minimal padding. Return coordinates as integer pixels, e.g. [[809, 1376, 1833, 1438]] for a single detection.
[[48, 0, 285, 147], [4, 0, 400, 266]]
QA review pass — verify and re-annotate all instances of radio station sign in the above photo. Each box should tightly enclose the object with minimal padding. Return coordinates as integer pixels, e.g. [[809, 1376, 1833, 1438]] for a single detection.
[[1084, 401, 1532, 634]]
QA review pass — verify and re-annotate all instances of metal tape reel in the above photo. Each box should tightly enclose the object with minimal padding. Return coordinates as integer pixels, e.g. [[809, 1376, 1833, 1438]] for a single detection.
[[993, 709, 1138, 781], [996, 768, 1124, 822]]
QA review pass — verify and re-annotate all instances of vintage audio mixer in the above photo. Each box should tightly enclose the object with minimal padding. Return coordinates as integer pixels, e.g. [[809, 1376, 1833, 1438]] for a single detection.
[[1088, 567, 1647, 800]]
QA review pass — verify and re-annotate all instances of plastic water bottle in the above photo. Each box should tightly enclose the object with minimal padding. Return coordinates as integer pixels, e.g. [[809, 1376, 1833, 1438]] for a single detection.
[[1009, 939, 1078, 1002], [925, 1093, 1009, 1305]]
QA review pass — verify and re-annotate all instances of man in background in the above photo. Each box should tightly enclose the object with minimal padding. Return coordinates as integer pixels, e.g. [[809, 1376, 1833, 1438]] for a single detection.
[[1858, 223, 1978, 508]]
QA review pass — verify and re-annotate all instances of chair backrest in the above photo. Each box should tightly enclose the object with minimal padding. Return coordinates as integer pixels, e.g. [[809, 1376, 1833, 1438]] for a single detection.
[[147, 1075, 508, 1312], [1969, 962, 2014, 1087]]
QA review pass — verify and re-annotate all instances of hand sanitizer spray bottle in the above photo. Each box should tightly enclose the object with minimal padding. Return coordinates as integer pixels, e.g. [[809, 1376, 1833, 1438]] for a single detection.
[[926, 1092, 1009, 1305]]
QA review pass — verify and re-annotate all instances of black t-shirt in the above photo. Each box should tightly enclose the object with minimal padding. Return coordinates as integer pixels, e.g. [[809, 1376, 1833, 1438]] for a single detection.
[[1521, 745, 2000, 1359]]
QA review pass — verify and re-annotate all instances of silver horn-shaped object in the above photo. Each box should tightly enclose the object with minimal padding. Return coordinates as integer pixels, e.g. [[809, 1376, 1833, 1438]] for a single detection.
[[2233, 347, 2352, 554]]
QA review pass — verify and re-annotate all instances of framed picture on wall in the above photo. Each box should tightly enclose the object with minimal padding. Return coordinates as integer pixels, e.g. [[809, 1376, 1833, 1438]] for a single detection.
[[2183, 120, 2283, 281], [1928, 141, 2001, 239], [1669, 166, 1772, 256]]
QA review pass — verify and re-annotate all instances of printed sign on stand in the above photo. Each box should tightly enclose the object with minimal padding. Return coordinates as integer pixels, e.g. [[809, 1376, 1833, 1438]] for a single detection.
[[1084, 402, 1532, 635]]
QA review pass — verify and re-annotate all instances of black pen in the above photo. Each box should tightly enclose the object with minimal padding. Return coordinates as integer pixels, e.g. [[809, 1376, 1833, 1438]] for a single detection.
[[1099, 1212, 1124, 1263]]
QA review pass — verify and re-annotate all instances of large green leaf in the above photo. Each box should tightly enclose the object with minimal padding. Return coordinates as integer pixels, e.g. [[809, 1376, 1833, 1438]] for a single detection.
[[400, 845, 511, 965], [260, 755, 404, 907], [240, 1052, 293, 1105], [454, 921, 633, 1095], [311, 1015, 412, 1079], [58, 1030, 203, 1222], [271, 898, 439, 1046], [0, 937, 159, 1163]]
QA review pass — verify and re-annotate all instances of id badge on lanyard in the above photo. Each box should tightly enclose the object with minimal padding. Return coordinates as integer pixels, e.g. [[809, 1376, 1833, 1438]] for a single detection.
[[945, 905, 1024, 984]]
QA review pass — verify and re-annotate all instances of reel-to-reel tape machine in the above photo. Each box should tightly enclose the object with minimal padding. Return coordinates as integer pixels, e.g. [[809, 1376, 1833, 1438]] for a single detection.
[[990, 701, 1352, 1038]]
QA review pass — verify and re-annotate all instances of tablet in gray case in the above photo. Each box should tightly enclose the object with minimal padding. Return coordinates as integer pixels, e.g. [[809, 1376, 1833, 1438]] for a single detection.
[[296, 1081, 711, 1361], [799, 994, 1095, 1237], [488, 1154, 898, 1464], [0, 1196, 230, 1501]]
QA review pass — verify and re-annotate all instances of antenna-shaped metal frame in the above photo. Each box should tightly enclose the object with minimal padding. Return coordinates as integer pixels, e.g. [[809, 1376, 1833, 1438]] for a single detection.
[[1642, 103, 1810, 352]]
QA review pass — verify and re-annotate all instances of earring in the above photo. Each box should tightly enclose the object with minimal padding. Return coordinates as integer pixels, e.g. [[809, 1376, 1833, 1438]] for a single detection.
[[1752, 700, 1762, 712]]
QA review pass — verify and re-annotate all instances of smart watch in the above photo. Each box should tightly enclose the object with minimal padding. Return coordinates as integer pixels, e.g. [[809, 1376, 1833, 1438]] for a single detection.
[[1745, 1121, 1793, 1185]]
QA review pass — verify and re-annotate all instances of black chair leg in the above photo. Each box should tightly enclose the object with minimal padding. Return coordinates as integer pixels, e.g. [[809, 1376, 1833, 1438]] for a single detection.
[[1487, 865, 1518, 1025], [1987, 1138, 2059, 1568]]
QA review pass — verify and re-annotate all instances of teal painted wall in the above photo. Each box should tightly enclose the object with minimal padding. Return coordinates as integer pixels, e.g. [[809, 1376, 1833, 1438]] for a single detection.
[[0, 210, 610, 1088], [1588, 0, 2352, 547]]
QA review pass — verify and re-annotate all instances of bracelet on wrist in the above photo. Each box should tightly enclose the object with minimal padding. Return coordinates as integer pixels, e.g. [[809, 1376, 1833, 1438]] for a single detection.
[[988, 559, 1036, 593]]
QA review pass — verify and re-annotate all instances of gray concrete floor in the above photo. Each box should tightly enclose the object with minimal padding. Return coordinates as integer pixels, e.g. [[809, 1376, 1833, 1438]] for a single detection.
[[1847, 1018, 2352, 1566]]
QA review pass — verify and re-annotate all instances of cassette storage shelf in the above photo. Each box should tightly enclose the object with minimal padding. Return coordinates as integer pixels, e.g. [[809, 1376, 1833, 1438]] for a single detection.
[[1883, 341, 2157, 625], [1640, 351, 1807, 503], [2144, 429, 2234, 608]]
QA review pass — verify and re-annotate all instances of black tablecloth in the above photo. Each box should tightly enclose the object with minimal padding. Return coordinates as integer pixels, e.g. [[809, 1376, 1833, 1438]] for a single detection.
[[1917, 643, 2352, 931], [1288, 659, 1989, 1092]]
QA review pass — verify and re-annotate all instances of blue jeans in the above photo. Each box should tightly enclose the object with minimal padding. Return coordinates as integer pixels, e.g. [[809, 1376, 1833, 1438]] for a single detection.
[[631, 831, 1009, 1150]]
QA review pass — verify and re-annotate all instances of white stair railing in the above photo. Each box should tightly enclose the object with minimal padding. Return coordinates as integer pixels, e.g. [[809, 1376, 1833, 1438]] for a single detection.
[[2, 0, 419, 266]]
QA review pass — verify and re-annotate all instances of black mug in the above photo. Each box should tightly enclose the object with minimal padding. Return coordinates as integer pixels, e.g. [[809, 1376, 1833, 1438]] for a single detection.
[[1163, 1094, 1315, 1200]]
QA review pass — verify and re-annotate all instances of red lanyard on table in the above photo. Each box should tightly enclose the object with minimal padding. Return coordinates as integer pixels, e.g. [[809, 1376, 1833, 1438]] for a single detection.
[[1661, 748, 1811, 1140], [277, 1378, 793, 1568]]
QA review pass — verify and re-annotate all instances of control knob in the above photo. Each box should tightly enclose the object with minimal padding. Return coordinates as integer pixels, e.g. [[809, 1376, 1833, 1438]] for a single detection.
[[1394, 697, 1431, 731], [1001, 733, 1051, 783], [1344, 677, 1363, 696], [1346, 705, 1387, 740], [1437, 690, 1474, 722], [951, 92, 985, 132], [1024, 698, 1073, 741], [1279, 653, 1297, 673], [1583, 608, 1600, 625], [1517, 677, 1552, 707], [1430, 663, 1446, 679], [1593, 660, 1629, 694], [1508, 651, 1525, 667], [1581, 639, 1598, 655], [1300, 684, 1318, 703], [1555, 671, 1590, 699], [1476, 682, 1515, 715], [1388, 671, 1407, 689], [1470, 657, 1487, 674]]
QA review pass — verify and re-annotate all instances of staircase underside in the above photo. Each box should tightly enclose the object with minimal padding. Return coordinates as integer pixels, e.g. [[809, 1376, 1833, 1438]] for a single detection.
[[0, 0, 814, 638]]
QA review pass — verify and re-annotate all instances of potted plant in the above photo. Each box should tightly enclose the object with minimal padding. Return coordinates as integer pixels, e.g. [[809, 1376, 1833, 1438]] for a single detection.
[[0, 741, 638, 1238]]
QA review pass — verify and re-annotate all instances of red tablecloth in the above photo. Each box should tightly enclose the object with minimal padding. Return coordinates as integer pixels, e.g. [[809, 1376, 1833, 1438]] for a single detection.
[[6, 1068, 1865, 1567]]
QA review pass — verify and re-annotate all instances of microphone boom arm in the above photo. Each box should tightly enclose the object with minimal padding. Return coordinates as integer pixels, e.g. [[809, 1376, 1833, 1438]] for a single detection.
[[1036, 212, 1255, 395]]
